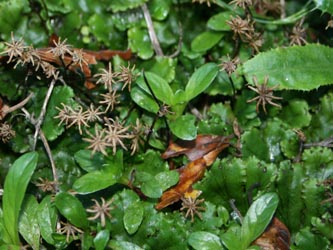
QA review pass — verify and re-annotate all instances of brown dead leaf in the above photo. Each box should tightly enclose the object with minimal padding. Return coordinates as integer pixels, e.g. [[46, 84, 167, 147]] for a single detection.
[[156, 135, 230, 210], [252, 217, 291, 250]]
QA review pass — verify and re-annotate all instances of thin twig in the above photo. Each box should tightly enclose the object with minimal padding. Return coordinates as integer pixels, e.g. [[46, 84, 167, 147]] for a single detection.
[[22, 107, 58, 188], [229, 199, 243, 223], [33, 78, 57, 149], [168, 24, 183, 58], [1, 92, 34, 119], [141, 3, 164, 56]]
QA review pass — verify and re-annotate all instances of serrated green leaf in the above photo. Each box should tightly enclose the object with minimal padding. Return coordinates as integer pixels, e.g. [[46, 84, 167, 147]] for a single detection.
[[188, 231, 222, 250], [185, 63, 219, 102], [294, 227, 329, 249], [243, 44, 333, 90], [314, 0, 333, 14], [43, 86, 75, 141], [3, 152, 38, 245], [207, 11, 232, 31], [280, 100, 311, 128], [168, 114, 197, 140], [94, 229, 110, 250], [147, 56, 177, 83], [123, 202, 144, 234], [55, 192, 88, 229], [240, 193, 279, 249], [191, 31, 223, 53], [18, 195, 40, 250], [38, 195, 57, 245]]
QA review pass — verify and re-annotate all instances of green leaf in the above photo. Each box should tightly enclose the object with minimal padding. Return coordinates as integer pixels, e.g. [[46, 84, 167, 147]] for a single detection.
[[188, 231, 222, 250], [294, 227, 329, 249], [42, 86, 75, 141], [123, 202, 144, 234], [137, 71, 174, 106], [150, 0, 171, 21], [147, 57, 177, 83], [55, 192, 88, 229], [94, 229, 110, 250], [109, 0, 148, 12], [185, 63, 219, 102], [73, 171, 119, 194], [18, 195, 40, 250], [74, 150, 105, 172], [207, 12, 232, 31], [279, 100, 311, 128], [130, 85, 159, 113], [220, 224, 242, 250], [314, 0, 333, 14], [128, 26, 154, 59], [2, 152, 38, 245], [191, 31, 223, 53], [168, 114, 197, 140], [136, 172, 162, 198], [108, 240, 144, 250], [155, 171, 179, 191], [240, 193, 279, 249], [73, 150, 123, 194], [38, 195, 57, 245], [243, 44, 333, 90]]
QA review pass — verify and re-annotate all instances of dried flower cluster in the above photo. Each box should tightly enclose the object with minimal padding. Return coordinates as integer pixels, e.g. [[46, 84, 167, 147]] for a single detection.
[[57, 221, 83, 243], [227, 15, 263, 54], [0, 122, 15, 143], [180, 190, 206, 222], [219, 55, 240, 76], [86, 197, 115, 227], [289, 18, 307, 46], [247, 76, 282, 113]]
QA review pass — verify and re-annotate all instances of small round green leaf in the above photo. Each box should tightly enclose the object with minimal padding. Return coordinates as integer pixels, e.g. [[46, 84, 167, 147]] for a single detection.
[[188, 231, 222, 250], [155, 171, 179, 191], [128, 26, 154, 59], [109, 0, 148, 12], [55, 192, 88, 229], [108, 240, 144, 250], [168, 114, 197, 140], [123, 202, 144, 234]]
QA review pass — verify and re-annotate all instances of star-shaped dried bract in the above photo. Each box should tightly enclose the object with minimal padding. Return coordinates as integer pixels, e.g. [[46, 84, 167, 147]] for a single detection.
[[83, 125, 110, 156], [86, 197, 114, 227], [94, 62, 118, 90], [219, 55, 240, 76], [289, 18, 307, 46], [0, 122, 16, 143], [117, 63, 139, 91], [99, 90, 120, 112], [192, 0, 216, 7], [247, 76, 282, 114], [180, 190, 205, 222], [104, 118, 132, 154], [57, 221, 83, 243], [0, 32, 28, 63], [48, 37, 73, 59], [35, 177, 58, 193]]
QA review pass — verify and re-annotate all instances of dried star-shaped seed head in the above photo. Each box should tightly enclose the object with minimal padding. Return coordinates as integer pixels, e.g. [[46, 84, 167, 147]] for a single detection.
[[289, 18, 307, 46], [0, 122, 15, 143], [117, 63, 139, 91], [35, 177, 58, 193], [48, 37, 73, 59], [227, 16, 254, 40], [85, 104, 104, 123], [94, 62, 118, 90], [104, 118, 132, 154], [86, 197, 114, 227], [229, 0, 253, 9], [66, 105, 90, 134], [57, 221, 83, 243], [83, 125, 110, 156], [219, 55, 240, 76], [72, 48, 89, 69], [99, 90, 120, 112], [180, 190, 205, 222], [129, 118, 145, 155], [1, 32, 28, 63], [247, 76, 282, 114]]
